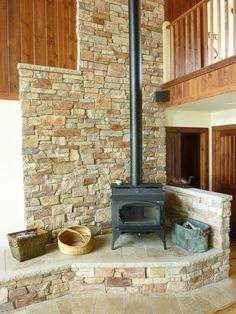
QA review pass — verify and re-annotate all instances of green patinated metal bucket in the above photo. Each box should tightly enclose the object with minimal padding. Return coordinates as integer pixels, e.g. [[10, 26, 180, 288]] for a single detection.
[[171, 218, 210, 253]]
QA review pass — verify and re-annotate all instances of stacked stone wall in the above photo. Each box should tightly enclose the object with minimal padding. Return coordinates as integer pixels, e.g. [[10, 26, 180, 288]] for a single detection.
[[19, 0, 165, 237], [0, 252, 229, 310]]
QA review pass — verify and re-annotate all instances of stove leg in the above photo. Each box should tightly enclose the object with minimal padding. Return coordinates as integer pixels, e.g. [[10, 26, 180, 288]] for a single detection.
[[112, 229, 121, 250], [157, 229, 167, 250], [163, 230, 167, 250]]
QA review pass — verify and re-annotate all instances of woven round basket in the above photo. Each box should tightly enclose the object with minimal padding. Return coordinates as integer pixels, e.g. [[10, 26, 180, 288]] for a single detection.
[[58, 226, 93, 255]]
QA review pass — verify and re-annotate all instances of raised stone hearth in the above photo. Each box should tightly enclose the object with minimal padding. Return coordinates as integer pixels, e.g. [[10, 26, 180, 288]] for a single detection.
[[0, 186, 232, 310], [0, 232, 230, 311]]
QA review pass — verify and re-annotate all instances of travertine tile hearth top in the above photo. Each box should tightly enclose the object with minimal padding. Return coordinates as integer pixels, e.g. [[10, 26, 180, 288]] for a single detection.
[[1, 233, 223, 279]]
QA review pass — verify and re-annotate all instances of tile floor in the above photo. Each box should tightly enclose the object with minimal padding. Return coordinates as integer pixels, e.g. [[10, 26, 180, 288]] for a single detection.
[[1, 234, 236, 314]]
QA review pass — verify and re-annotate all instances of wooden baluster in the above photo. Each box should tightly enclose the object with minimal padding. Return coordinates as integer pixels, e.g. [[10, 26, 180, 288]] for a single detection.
[[191, 11, 195, 71], [170, 24, 175, 80], [225, 0, 229, 58], [217, 0, 222, 61], [163, 22, 171, 82], [179, 18, 185, 76], [209, 0, 214, 64], [202, 1, 208, 66], [196, 7, 201, 69], [175, 21, 180, 78], [234, 0, 236, 55], [185, 15, 190, 74]]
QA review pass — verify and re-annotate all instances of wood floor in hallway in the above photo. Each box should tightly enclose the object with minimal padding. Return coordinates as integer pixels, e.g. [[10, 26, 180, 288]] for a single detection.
[[229, 240, 236, 288]]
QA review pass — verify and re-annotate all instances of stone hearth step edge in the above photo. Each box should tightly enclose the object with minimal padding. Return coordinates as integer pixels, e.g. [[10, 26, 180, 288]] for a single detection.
[[0, 247, 230, 310]]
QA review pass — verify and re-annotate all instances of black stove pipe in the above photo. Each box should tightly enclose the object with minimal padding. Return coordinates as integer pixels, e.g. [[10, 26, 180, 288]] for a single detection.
[[128, 0, 142, 186]]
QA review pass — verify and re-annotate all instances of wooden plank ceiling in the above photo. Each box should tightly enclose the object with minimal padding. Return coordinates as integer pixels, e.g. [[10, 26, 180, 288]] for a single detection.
[[0, 0, 77, 100]]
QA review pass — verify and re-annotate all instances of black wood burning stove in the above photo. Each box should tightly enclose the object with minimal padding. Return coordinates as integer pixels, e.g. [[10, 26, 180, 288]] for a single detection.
[[111, 184, 166, 250], [111, 0, 166, 250]]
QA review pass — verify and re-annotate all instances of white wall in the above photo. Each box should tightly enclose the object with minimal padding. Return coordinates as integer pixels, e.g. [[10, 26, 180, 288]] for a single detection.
[[165, 110, 211, 128], [0, 100, 24, 252], [211, 108, 236, 126]]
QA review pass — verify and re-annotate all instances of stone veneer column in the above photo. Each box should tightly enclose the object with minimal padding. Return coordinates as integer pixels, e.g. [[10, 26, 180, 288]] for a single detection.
[[19, 0, 165, 238]]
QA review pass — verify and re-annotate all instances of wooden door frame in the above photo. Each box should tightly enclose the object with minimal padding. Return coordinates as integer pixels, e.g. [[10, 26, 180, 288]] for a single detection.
[[212, 124, 236, 191], [166, 127, 209, 189]]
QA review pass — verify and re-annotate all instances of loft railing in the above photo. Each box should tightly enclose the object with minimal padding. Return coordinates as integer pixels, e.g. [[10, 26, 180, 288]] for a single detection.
[[163, 0, 236, 82]]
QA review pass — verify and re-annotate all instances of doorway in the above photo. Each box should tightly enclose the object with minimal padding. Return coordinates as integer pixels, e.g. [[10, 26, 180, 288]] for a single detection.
[[212, 124, 236, 239], [166, 127, 209, 189]]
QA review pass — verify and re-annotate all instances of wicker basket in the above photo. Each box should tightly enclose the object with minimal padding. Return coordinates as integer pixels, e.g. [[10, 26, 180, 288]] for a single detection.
[[58, 226, 93, 255], [7, 228, 48, 262]]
